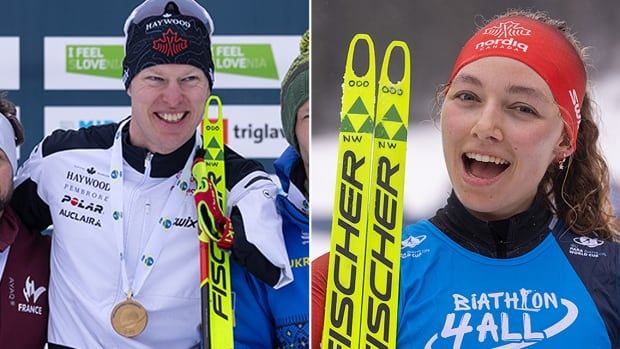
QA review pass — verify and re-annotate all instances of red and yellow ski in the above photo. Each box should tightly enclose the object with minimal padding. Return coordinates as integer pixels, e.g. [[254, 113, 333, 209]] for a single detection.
[[192, 95, 235, 349]]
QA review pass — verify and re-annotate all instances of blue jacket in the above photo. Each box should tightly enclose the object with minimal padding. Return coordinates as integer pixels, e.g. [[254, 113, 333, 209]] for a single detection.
[[231, 146, 309, 348], [397, 193, 620, 348]]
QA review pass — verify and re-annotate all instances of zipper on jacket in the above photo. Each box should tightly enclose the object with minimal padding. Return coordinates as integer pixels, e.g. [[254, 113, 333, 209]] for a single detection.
[[144, 152, 154, 178]]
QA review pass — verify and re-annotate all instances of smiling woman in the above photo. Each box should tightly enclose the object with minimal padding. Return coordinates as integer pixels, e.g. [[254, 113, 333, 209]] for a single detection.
[[395, 10, 620, 348], [312, 8, 620, 349], [441, 57, 568, 221]]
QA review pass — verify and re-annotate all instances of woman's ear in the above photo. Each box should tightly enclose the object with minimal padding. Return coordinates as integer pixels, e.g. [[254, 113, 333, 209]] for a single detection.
[[553, 132, 574, 162]]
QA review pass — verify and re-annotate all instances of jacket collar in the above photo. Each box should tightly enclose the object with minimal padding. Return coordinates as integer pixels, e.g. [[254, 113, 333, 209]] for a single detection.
[[274, 146, 308, 215], [430, 190, 553, 258], [122, 121, 195, 178]]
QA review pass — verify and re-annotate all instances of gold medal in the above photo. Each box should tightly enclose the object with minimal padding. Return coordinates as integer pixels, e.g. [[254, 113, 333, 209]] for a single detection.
[[111, 297, 148, 337]]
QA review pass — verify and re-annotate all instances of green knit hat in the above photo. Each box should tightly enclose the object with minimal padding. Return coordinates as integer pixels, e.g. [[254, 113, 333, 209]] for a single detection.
[[281, 30, 309, 153]]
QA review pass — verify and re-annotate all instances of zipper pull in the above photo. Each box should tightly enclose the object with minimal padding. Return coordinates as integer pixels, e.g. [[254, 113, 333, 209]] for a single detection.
[[144, 152, 154, 177]]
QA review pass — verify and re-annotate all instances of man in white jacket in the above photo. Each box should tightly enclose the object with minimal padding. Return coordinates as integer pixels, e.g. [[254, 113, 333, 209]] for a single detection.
[[10, 1, 291, 347]]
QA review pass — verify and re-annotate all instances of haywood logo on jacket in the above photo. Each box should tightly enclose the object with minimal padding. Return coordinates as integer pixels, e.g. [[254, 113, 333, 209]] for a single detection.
[[17, 276, 47, 315], [66, 170, 111, 191]]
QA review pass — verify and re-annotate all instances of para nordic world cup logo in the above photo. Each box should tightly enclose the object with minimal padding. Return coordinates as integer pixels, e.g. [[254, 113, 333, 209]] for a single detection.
[[483, 21, 532, 38]]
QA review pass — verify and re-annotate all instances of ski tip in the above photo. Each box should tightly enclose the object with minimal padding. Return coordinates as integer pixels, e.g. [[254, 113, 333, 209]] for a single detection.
[[345, 33, 376, 80]]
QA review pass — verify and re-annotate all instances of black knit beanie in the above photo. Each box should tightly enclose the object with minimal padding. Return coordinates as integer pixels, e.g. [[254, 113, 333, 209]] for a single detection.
[[122, 0, 215, 89]]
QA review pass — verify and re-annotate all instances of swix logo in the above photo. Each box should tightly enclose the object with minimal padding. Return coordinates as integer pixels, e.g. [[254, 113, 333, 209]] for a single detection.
[[483, 20, 531, 38], [174, 216, 198, 228], [152, 28, 188, 57], [61, 194, 104, 214], [475, 21, 531, 53], [568, 89, 582, 126], [402, 235, 427, 249], [573, 236, 604, 248], [426, 289, 578, 348]]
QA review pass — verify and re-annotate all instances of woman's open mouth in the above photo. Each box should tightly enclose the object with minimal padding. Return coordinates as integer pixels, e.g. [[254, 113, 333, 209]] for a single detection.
[[462, 152, 510, 181]]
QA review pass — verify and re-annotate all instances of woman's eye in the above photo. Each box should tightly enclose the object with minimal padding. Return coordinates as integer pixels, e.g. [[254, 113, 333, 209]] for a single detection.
[[455, 92, 477, 102], [514, 105, 537, 115]]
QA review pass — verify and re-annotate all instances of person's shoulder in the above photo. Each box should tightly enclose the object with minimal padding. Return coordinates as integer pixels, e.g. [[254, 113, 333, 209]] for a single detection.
[[223, 145, 270, 183], [402, 219, 438, 241], [312, 252, 329, 272], [224, 145, 263, 170], [552, 226, 620, 272], [42, 123, 119, 157], [400, 220, 443, 263]]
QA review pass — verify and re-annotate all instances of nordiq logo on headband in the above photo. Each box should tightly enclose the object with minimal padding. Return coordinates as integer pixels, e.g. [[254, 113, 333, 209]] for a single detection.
[[475, 20, 531, 53]]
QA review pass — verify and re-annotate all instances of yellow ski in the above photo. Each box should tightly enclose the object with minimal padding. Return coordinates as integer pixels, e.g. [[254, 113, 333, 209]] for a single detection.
[[322, 33, 377, 349], [361, 41, 410, 348], [322, 35, 411, 349], [192, 95, 234, 348]]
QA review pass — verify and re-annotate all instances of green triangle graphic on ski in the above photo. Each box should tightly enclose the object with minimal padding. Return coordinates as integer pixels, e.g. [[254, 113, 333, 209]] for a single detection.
[[207, 148, 221, 160], [374, 122, 390, 139], [357, 116, 375, 133], [347, 96, 369, 115], [392, 125, 408, 141], [340, 115, 356, 132], [216, 150, 224, 160], [382, 104, 402, 122], [207, 137, 220, 149]]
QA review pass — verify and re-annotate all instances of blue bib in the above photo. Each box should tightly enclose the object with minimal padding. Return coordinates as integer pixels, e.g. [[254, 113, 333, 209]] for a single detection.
[[397, 220, 611, 348]]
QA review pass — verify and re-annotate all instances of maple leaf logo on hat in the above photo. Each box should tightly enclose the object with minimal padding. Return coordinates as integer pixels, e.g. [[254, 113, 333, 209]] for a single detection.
[[483, 20, 532, 38], [152, 28, 188, 56]]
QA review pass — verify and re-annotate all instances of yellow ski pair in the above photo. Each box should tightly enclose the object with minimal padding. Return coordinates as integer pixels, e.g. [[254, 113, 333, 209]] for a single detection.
[[323, 34, 411, 348]]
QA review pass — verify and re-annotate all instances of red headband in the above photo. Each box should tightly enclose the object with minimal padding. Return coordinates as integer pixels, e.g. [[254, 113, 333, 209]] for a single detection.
[[449, 16, 586, 150]]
